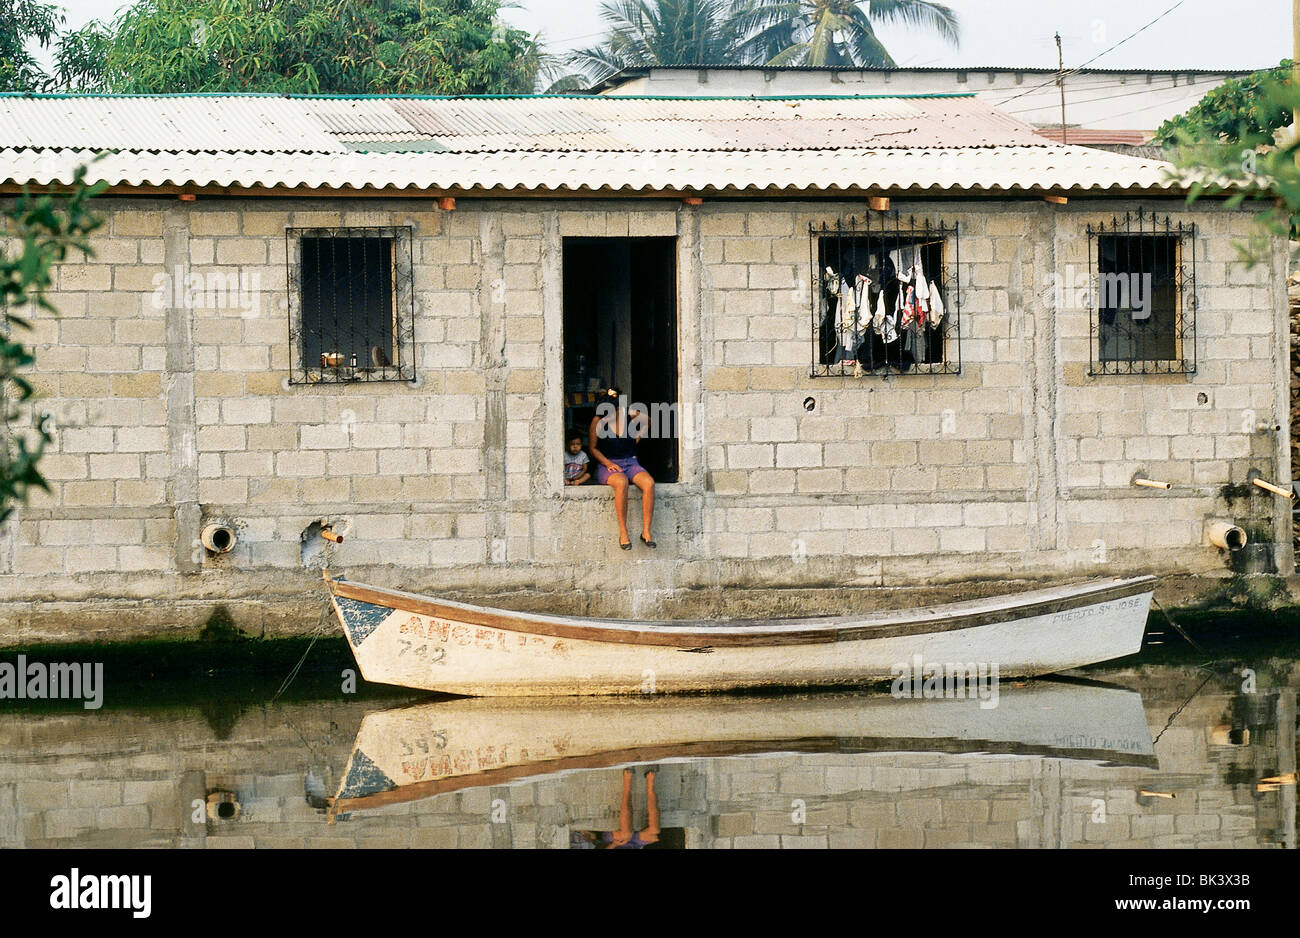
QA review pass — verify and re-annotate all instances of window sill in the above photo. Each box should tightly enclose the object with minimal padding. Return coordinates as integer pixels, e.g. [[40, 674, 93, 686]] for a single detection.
[[560, 482, 685, 497]]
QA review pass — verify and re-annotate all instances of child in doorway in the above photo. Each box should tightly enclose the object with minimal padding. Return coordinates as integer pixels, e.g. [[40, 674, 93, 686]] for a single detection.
[[564, 431, 591, 486]]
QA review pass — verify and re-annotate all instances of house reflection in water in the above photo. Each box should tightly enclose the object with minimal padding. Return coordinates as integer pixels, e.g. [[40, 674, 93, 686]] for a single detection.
[[0, 665, 1295, 849], [569, 768, 685, 850]]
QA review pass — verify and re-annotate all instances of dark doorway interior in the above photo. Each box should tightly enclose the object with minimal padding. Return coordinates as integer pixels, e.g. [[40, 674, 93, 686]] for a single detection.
[[562, 237, 679, 483]]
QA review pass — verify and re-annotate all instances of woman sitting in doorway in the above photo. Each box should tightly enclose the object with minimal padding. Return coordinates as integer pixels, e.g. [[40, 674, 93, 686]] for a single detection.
[[589, 386, 656, 550]]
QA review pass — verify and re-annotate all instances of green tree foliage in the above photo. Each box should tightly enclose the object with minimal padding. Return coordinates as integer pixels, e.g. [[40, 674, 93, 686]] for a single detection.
[[0, 0, 64, 91], [1, 168, 105, 524], [564, 0, 740, 88], [1154, 60, 1293, 147], [733, 0, 957, 69], [1162, 64, 1300, 263], [54, 0, 542, 94], [559, 0, 958, 90]]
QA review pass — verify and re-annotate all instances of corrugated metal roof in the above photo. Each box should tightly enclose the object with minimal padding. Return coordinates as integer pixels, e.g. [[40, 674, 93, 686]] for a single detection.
[[0, 145, 1181, 193], [0, 96, 343, 152], [0, 93, 1183, 193], [1035, 128, 1153, 146], [0, 93, 1044, 152]]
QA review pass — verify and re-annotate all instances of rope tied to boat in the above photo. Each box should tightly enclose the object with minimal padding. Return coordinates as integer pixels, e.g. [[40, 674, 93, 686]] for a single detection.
[[1151, 596, 1209, 657], [270, 577, 337, 703]]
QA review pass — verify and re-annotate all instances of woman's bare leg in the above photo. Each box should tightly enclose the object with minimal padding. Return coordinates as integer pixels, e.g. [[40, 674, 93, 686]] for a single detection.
[[609, 768, 634, 847], [640, 770, 661, 844], [608, 473, 630, 545], [631, 471, 654, 540]]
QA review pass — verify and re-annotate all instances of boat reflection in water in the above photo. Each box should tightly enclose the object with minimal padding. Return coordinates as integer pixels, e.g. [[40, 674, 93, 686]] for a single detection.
[[328, 679, 1157, 823]]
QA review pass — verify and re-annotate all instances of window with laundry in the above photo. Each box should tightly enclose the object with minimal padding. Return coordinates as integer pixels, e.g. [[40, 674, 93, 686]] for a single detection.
[[1088, 213, 1195, 375], [286, 226, 416, 384], [810, 215, 959, 377]]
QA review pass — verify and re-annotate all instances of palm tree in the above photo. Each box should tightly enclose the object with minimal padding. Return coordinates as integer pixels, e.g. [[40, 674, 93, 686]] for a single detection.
[[731, 0, 959, 69], [559, 0, 743, 90]]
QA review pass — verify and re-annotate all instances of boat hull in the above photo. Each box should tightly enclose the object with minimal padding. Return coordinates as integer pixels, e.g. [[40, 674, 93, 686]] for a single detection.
[[331, 683, 1158, 814], [328, 576, 1155, 697]]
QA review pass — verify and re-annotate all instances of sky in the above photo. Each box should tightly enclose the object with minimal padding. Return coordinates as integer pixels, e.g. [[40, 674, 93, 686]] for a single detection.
[[31, 0, 1295, 73]]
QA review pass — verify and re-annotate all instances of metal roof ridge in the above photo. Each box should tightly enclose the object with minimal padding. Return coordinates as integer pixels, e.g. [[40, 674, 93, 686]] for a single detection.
[[601, 63, 1266, 75], [0, 91, 981, 102], [2, 143, 1088, 157]]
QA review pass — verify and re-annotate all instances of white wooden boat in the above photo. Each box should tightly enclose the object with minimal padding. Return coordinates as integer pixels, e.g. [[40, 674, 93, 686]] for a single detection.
[[325, 573, 1156, 697], [328, 682, 1158, 816]]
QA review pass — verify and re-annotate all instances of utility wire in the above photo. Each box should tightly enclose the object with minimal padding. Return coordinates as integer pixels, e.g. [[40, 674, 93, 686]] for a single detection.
[[995, 0, 1190, 108], [1002, 78, 1226, 116], [1001, 74, 1238, 109]]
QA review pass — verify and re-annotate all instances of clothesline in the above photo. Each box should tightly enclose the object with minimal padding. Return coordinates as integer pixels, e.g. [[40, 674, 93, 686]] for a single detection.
[[824, 239, 947, 253]]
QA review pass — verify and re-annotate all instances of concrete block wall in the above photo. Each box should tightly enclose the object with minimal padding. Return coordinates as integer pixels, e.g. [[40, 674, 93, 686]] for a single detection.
[[0, 195, 1288, 637], [695, 202, 1289, 576]]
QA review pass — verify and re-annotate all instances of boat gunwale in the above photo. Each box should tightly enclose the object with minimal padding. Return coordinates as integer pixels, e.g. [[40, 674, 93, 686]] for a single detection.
[[329, 575, 1157, 648], [330, 734, 1159, 815]]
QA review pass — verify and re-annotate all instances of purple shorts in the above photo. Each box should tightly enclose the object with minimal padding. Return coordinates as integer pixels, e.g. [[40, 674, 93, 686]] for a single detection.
[[598, 457, 649, 485]]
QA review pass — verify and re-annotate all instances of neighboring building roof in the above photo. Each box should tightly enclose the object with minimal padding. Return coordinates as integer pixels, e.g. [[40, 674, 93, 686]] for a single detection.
[[591, 63, 1256, 93], [0, 92, 1184, 195], [591, 65, 1255, 138], [1034, 129, 1153, 146]]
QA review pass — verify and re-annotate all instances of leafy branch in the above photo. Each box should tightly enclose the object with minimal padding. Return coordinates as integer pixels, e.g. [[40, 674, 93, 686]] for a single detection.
[[1, 167, 105, 523]]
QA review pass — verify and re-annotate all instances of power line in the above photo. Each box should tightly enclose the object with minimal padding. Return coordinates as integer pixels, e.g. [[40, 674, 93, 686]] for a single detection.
[[994, 0, 1190, 108], [1094, 95, 1200, 124], [1002, 76, 1228, 116], [1000, 73, 1236, 101]]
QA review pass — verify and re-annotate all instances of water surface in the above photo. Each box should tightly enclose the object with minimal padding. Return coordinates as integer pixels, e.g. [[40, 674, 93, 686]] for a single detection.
[[1, 634, 1296, 849]]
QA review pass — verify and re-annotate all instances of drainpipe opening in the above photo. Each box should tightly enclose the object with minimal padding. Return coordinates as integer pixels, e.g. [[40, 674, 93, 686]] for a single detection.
[[200, 523, 236, 554], [1206, 521, 1248, 552]]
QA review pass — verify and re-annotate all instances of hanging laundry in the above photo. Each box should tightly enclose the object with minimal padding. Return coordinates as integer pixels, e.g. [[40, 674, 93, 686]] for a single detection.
[[819, 267, 840, 364], [929, 281, 946, 325], [839, 277, 857, 319], [875, 300, 899, 343], [838, 277, 859, 361], [854, 273, 871, 313], [889, 245, 917, 283], [899, 283, 924, 330], [914, 253, 929, 304]]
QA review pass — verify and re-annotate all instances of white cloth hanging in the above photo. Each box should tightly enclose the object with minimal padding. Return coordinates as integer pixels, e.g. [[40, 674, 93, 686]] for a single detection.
[[929, 281, 945, 324], [823, 266, 841, 333], [888, 246, 915, 283], [838, 277, 857, 346], [876, 291, 898, 343], [914, 254, 929, 303], [854, 273, 871, 313]]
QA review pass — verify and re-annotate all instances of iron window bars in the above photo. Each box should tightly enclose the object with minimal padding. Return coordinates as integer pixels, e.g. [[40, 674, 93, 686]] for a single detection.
[[810, 214, 960, 378], [1087, 211, 1196, 375], [286, 226, 416, 385]]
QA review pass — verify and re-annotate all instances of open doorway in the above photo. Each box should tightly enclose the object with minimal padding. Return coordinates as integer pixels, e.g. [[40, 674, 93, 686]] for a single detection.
[[562, 237, 679, 483]]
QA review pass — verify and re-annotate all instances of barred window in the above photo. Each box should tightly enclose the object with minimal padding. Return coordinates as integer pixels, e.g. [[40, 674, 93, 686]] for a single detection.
[[810, 214, 960, 377], [286, 226, 415, 384], [1088, 212, 1196, 375]]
